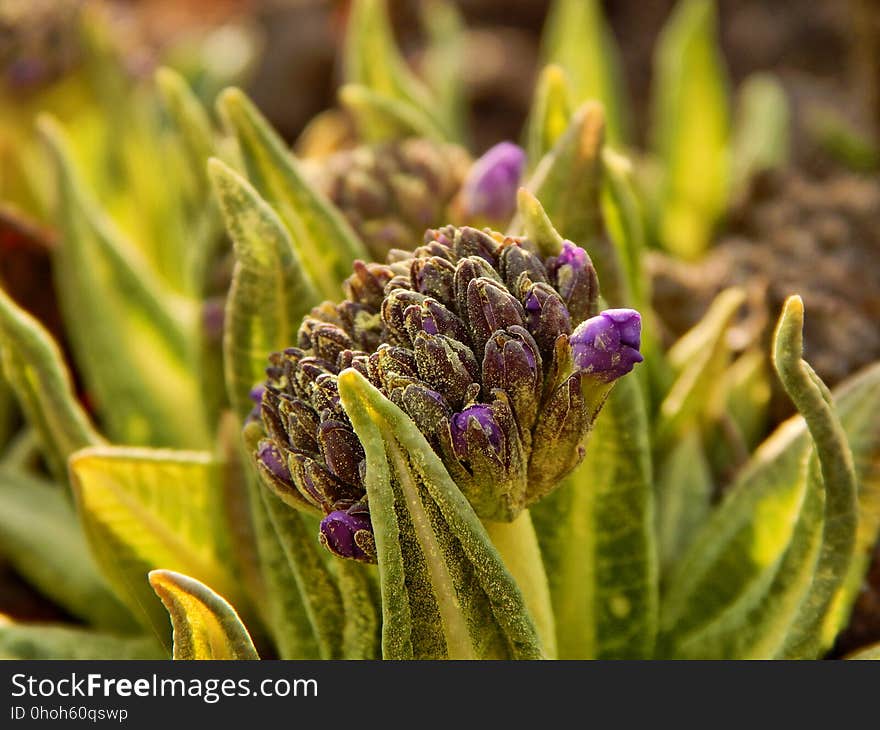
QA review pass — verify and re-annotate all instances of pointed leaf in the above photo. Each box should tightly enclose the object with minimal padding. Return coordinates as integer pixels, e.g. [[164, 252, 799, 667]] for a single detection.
[[344, 0, 451, 140], [772, 296, 857, 657], [420, 0, 468, 143], [651, 0, 730, 259], [68, 447, 241, 649], [149, 569, 259, 660], [541, 0, 630, 144], [209, 158, 320, 417], [0, 467, 135, 631], [0, 286, 101, 479], [0, 621, 164, 660], [532, 372, 657, 658], [731, 73, 790, 199], [155, 67, 216, 195], [525, 65, 574, 167], [338, 368, 543, 659], [39, 117, 209, 449], [242, 470, 322, 659], [600, 148, 647, 309], [655, 428, 713, 575], [339, 83, 448, 143], [259, 489, 346, 659], [655, 287, 746, 447], [658, 298, 859, 659], [218, 88, 367, 300], [513, 103, 627, 305]]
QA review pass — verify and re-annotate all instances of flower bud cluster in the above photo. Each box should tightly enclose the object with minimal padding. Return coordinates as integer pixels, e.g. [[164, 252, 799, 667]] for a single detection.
[[254, 225, 642, 561]]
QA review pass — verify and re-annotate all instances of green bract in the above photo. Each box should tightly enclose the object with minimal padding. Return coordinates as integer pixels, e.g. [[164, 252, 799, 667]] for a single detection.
[[0, 0, 878, 661]]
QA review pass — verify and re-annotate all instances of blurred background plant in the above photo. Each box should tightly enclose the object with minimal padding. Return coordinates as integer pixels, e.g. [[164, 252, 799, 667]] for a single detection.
[[0, 0, 878, 659]]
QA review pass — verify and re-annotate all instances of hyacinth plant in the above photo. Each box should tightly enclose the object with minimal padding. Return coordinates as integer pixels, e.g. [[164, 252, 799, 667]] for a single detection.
[[0, 0, 879, 661]]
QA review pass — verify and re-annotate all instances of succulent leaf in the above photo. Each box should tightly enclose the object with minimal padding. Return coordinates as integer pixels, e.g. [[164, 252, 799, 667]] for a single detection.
[[344, 0, 453, 142], [658, 297, 860, 659], [525, 65, 574, 170], [149, 570, 259, 660]]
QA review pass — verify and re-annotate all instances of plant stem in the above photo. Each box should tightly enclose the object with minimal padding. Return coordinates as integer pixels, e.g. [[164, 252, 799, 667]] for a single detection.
[[485, 511, 557, 659]]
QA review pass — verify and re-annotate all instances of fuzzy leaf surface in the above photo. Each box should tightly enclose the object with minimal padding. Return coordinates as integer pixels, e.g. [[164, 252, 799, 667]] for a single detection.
[[149, 570, 259, 660], [338, 369, 543, 659]]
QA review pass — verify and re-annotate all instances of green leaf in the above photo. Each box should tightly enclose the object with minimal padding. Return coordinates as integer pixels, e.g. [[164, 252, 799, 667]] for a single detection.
[[241, 471, 322, 659], [0, 621, 164, 660], [532, 372, 657, 658], [155, 67, 216, 196], [344, 0, 451, 141], [339, 84, 448, 143], [38, 117, 210, 449], [149, 569, 259, 660], [655, 287, 746, 448], [337, 368, 544, 659], [731, 73, 790, 199], [771, 296, 857, 658], [0, 286, 102, 479], [513, 103, 627, 305], [541, 0, 630, 145], [651, 0, 730, 259], [208, 158, 320, 417], [420, 0, 468, 143], [833, 363, 880, 625], [525, 65, 574, 168], [658, 297, 859, 659], [600, 148, 647, 309], [0, 466, 135, 631], [654, 428, 713, 575], [218, 88, 367, 300], [259, 490, 346, 659], [68, 446, 241, 650]]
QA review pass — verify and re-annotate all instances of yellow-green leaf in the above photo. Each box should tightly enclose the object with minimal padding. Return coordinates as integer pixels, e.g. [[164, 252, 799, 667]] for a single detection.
[[208, 158, 320, 418], [513, 103, 627, 305], [541, 0, 630, 145], [0, 286, 102, 479], [532, 372, 657, 658], [651, 0, 730, 259], [149, 570, 259, 660], [218, 88, 367, 300], [39, 117, 209, 449], [731, 73, 790, 199], [658, 298, 859, 659], [68, 447, 240, 649], [338, 368, 544, 659], [344, 0, 452, 141], [524, 65, 574, 168]]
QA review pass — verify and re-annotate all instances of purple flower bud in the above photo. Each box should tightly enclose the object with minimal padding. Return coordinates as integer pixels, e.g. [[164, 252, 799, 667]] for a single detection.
[[547, 241, 598, 324], [319, 509, 375, 562], [460, 142, 526, 222], [450, 405, 504, 459], [257, 440, 291, 485], [246, 385, 265, 423], [569, 308, 643, 381]]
